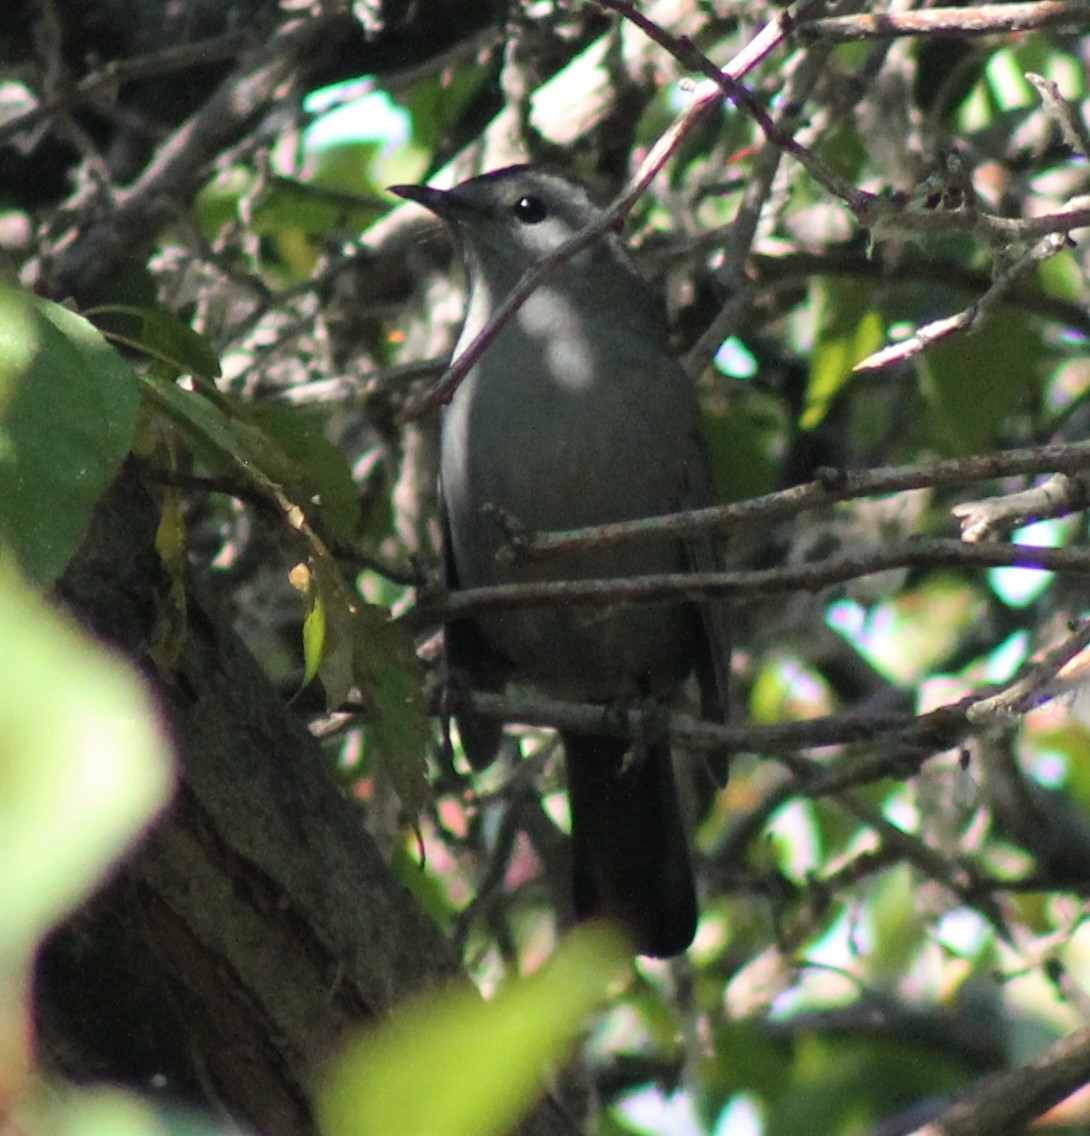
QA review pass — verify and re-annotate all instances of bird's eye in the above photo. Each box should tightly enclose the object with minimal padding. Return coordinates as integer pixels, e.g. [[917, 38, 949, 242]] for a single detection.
[[513, 195, 548, 224]]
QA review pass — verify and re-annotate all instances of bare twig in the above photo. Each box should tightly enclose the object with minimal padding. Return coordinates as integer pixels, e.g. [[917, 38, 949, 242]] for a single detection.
[[595, 0, 875, 214], [1026, 72, 1090, 161], [906, 1025, 1090, 1136], [853, 233, 1070, 372], [953, 473, 1088, 542], [43, 12, 348, 302], [799, 2, 1090, 43], [415, 538, 1090, 625], [967, 617, 1090, 724], [737, 249, 1090, 338], [0, 28, 253, 148], [682, 6, 844, 375], [446, 617, 1090, 768], [517, 439, 1090, 558], [862, 200, 1090, 246]]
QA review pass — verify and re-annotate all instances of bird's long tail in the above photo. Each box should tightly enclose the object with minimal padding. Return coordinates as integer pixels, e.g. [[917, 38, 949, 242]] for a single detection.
[[562, 732, 697, 957]]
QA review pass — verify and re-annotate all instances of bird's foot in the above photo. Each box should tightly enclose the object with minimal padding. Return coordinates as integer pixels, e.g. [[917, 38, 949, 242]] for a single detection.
[[598, 696, 670, 768]]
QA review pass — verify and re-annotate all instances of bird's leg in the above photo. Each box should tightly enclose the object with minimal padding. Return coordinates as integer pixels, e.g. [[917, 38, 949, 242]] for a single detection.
[[594, 695, 672, 773]]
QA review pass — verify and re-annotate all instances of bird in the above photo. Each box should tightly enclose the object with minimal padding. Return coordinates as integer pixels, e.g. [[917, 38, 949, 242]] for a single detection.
[[390, 166, 729, 956]]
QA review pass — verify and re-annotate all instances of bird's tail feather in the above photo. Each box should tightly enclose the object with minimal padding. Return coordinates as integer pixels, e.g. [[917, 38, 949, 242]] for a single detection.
[[562, 731, 697, 957]]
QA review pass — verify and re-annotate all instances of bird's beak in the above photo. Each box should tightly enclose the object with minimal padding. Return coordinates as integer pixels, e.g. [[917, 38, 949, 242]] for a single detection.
[[388, 183, 456, 216]]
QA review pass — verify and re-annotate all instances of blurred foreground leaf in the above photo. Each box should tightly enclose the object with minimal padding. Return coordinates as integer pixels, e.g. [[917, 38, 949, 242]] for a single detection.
[[0, 566, 173, 963], [319, 926, 630, 1136]]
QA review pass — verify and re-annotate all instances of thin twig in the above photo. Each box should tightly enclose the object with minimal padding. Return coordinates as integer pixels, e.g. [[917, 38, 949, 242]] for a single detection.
[[1026, 72, 1090, 161], [595, 0, 874, 214], [43, 12, 346, 301], [412, 538, 1090, 627], [967, 617, 1090, 724], [448, 618, 1090, 764], [517, 439, 1090, 559], [854, 232, 1071, 371], [0, 28, 254, 148], [953, 473, 1088, 542], [799, 2, 1090, 43]]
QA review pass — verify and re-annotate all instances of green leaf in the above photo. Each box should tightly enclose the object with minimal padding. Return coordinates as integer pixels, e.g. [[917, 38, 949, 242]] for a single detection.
[[351, 603, 429, 813], [90, 304, 222, 383], [307, 555, 428, 812], [39, 1083, 237, 1136], [194, 166, 380, 241], [0, 565, 173, 963], [701, 393, 782, 504], [142, 374, 428, 790], [300, 573, 327, 689], [319, 926, 630, 1136], [866, 863, 927, 980], [0, 291, 142, 587], [920, 310, 1043, 453], [703, 1021, 792, 1102], [803, 280, 885, 430], [243, 402, 362, 542]]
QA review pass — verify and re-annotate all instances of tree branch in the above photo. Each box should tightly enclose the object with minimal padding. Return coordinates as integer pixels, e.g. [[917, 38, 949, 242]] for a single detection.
[[41, 10, 351, 303], [907, 1025, 1090, 1136], [800, 2, 1090, 43], [421, 539, 1090, 623], [513, 440, 1090, 558]]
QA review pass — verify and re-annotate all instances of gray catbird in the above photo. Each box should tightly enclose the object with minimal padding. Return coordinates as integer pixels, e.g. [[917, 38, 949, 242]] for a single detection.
[[391, 166, 730, 957]]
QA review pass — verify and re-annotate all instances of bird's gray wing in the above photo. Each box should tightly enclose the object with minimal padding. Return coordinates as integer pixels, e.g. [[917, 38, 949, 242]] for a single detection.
[[442, 503, 511, 770], [682, 432, 731, 779]]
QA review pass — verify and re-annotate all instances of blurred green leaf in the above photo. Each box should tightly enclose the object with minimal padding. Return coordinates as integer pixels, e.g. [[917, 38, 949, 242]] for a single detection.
[[319, 926, 629, 1136], [920, 311, 1043, 453], [0, 291, 142, 587], [702, 393, 782, 503], [1038, 248, 1084, 303], [300, 570, 327, 689], [389, 843, 457, 932], [0, 566, 173, 963], [194, 167, 380, 242], [803, 281, 885, 430], [29, 1083, 241, 1136], [702, 1021, 792, 1102], [0, 286, 37, 405], [766, 1032, 969, 1136], [866, 864, 927, 981], [1039, 723, 1090, 812], [402, 68, 484, 158], [842, 576, 983, 686]]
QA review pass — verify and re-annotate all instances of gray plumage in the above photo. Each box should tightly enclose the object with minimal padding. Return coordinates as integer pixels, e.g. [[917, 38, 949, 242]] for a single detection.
[[392, 166, 729, 956]]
